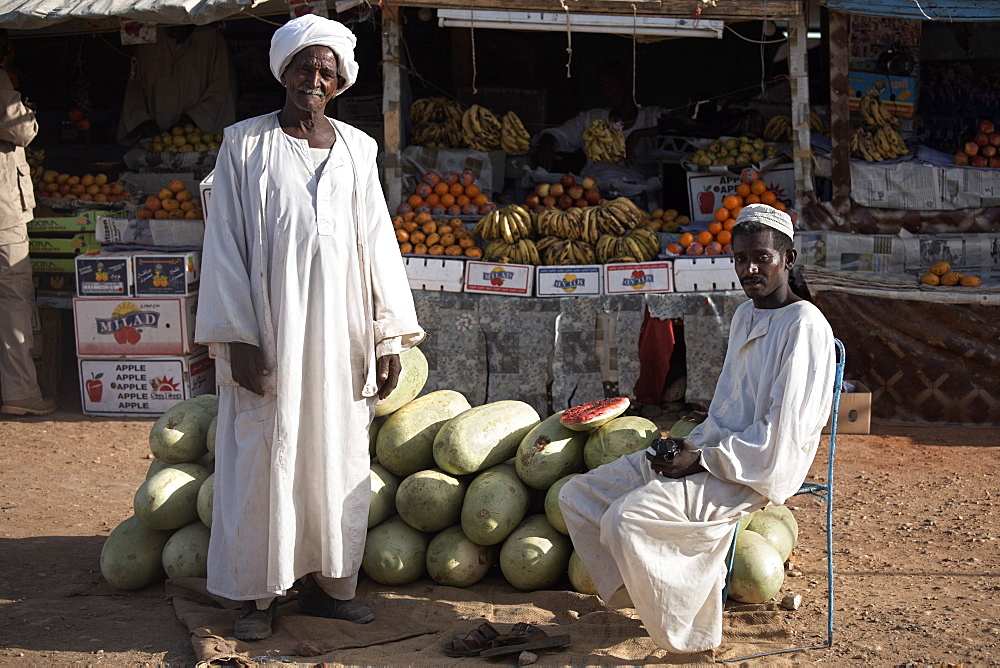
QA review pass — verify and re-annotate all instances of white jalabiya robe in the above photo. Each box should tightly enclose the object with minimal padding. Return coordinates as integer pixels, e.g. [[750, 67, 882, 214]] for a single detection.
[[195, 113, 424, 600], [533, 106, 666, 181], [559, 300, 834, 653]]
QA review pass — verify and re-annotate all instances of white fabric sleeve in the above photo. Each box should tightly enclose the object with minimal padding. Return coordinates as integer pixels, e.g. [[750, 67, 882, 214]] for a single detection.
[[696, 322, 835, 505], [375, 336, 402, 357], [0, 71, 38, 147]]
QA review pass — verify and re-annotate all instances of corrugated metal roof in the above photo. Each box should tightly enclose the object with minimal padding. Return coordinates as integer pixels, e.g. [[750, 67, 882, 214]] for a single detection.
[[0, 0, 274, 30], [821, 0, 999, 21]]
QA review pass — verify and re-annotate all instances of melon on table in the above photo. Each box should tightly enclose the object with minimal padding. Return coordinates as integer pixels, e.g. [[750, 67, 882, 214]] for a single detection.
[[433, 400, 540, 475], [425, 525, 496, 588], [362, 515, 430, 585], [461, 463, 529, 546], [100, 516, 172, 590], [376, 390, 471, 477], [568, 550, 599, 595], [161, 522, 211, 579], [728, 529, 785, 603], [395, 468, 467, 533], [374, 346, 428, 417], [515, 411, 587, 490], [368, 464, 400, 528], [196, 473, 214, 527], [560, 397, 630, 432], [134, 463, 210, 530], [583, 416, 658, 470], [149, 400, 213, 464], [499, 514, 572, 591], [543, 473, 580, 535]]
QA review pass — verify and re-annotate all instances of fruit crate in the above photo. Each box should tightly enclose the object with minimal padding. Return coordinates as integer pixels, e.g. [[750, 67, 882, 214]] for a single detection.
[[404, 256, 464, 292], [672, 256, 738, 292], [78, 351, 215, 417]]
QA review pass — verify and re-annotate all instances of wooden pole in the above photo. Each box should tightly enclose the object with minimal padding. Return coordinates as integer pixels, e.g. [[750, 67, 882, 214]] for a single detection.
[[828, 10, 851, 218], [788, 7, 813, 210], [381, 13, 404, 210]]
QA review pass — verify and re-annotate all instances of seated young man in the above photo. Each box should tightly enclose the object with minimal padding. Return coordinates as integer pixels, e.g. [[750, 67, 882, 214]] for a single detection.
[[559, 203, 835, 653]]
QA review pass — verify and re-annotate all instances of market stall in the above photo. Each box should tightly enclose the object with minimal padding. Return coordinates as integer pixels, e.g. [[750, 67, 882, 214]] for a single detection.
[[793, 2, 1000, 426]]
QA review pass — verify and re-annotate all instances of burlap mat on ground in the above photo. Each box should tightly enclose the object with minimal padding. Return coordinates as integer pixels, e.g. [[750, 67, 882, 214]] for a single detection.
[[165, 576, 804, 666]]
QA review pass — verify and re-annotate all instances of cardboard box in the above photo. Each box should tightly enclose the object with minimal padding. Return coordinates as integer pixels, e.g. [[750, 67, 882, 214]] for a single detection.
[[604, 261, 672, 295], [74, 295, 202, 357], [200, 171, 213, 223], [78, 351, 215, 417], [404, 256, 464, 292], [464, 261, 534, 296], [824, 380, 871, 435], [536, 265, 603, 297], [673, 256, 739, 292], [847, 71, 916, 118], [134, 251, 201, 297], [26, 211, 107, 235], [76, 251, 137, 297], [687, 164, 794, 222], [28, 233, 99, 256]]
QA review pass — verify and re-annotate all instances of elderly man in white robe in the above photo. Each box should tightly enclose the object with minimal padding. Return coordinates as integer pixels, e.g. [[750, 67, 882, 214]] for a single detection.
[[195, 15, 424, 641], [559, 203, 835, 654]]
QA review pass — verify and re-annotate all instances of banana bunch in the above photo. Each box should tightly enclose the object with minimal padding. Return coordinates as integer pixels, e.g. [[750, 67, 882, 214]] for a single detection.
[[25, 147, 46, 180], [851, 125, 909, 162], [484, 239, 541, 265], [762, 112, 826, 142], [582, 197, 643, 236], [859, 91, 901, 128], [595, 227, 661, 263], [583, 119, 626, 163], [809, 111, 825, 135], [474, 204, 533, 243], [410, 97, 464, 125], [412, 120, 463, 149], [462, 104, 502, 152], [500, 111, 532, 154], [536, 207, 598, 243], [537, 236, 598, 265]]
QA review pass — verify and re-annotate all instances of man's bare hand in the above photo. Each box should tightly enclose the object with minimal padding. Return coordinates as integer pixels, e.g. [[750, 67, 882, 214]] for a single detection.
[[230, 342, 268, 396], [646, 438, 706, 478], [376, 354, 401, 400]]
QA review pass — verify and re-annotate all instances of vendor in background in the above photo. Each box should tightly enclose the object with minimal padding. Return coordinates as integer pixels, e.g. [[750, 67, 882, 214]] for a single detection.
[[0, 31, 55, 416], [117, 24, 236, 145], [533, 61, 665, 184]]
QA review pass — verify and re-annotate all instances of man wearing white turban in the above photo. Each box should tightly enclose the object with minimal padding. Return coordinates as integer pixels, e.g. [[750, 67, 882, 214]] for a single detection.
[[559, 203, 834, 653], [196, 14, 424, 641]]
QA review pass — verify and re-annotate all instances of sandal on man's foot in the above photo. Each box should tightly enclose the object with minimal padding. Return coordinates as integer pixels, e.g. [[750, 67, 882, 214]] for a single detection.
[[442, 621, 502, 657], [234, 600, 277, 641], [297, 579, 375, 624]]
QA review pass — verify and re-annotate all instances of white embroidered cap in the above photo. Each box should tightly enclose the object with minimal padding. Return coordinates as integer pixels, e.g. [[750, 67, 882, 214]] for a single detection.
[[734, 203, 794, 240]]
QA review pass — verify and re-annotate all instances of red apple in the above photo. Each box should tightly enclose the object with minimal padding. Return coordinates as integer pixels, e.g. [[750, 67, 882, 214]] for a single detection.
[[990, 133, 1000, 148], [954, 152, 970, 166], [574, 198, 589, 208], [582, 176, 597, 190], [532, 204, 546, 214], [981, 120, 995, 134], [535, 183, 550, 197], [541, 195, 557, 207], [991, 157, 1000, 169], [584, 188, 601, 204], [965, 141, 980, 157], [549, 183, 564, 197], [567, 184, 584, 200], [983, 145, 997, 158], [561, 174, 576, 188], [525, 193, 540, 208], [557, 194, 574, 209], [976, 133, 990, 146], [972, 155, 988, 168]]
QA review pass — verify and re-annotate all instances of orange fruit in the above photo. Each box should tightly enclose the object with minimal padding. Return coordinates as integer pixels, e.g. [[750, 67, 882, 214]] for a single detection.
[[679, 232, 695, 248], [426, 193, 440, 207], [736, 183, 751, 198], [745, 194, 761, 205], [449, 183, 464, 198], [708, 221, 723, 235], [472, 193, 488, 207], [666, 242, 683, 255], [697, 230, 714, 246], [407, 194, 423, 208], [760, 191, 777, 205], [145, 195, 162, 211], [713, 207, 729, 223], [433, 182, 449, 196], [465, 184, 480, 198], [772, 201, 787, 212], [722, 195, 742, 210], [440, 193, 456, 207], [729, 206, 743, 222], [724, 218, 737, 231], [456, 195, 471, 207], [168, 179, 185, 193], [750, 180, 767, 195], [716, 229, 732, 245], [161, 198, 180, 211]]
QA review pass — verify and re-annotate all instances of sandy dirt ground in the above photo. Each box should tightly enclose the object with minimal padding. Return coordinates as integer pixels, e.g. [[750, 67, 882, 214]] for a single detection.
[[1, 388, 998, 665]]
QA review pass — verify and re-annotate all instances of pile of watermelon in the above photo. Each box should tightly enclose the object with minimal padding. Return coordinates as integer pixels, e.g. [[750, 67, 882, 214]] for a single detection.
[[100, 396, 219, 590]]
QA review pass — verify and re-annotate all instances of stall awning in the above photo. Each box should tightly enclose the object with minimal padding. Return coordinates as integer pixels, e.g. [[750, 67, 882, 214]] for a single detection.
[[0, 0, 276, 30], [391, 0, 803, 20], [820, 0, 999, 21]]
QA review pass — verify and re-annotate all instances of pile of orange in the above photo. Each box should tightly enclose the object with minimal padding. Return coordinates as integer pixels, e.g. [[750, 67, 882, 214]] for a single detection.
[[398, 169, 497, 218], [392, 211, 484, 258], [37, 171, 132, 203], [136, 179, 203, 220], [665, 180, 793, 256]]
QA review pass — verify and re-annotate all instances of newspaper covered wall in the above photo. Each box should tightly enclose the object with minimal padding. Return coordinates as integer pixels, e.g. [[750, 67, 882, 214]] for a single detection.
[[851, 161, 1000, 210]]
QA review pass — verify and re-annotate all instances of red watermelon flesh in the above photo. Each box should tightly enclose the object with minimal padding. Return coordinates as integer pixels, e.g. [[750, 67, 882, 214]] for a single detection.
[[560, 397, 630, 431]]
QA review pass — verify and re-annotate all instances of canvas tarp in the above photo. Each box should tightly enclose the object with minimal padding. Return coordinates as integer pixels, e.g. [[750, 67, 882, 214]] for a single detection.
[[0, 0, 272, 30]]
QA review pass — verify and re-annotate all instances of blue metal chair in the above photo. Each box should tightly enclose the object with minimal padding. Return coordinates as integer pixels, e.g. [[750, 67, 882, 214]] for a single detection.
[[720, 338, 846, 662]]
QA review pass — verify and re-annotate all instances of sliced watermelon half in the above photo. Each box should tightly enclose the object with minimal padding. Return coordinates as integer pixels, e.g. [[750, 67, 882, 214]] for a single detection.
[[559, 397, 630, 432]]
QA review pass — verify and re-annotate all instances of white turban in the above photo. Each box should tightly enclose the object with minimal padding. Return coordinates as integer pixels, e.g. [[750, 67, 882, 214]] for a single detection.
[[269, 14, 359, 96], [734, 203, 794, 240]]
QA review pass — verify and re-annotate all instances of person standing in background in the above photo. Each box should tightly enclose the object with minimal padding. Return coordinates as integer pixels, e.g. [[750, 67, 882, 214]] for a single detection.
[[117, 24, 236, 144], [0, 30, 55, 416]]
